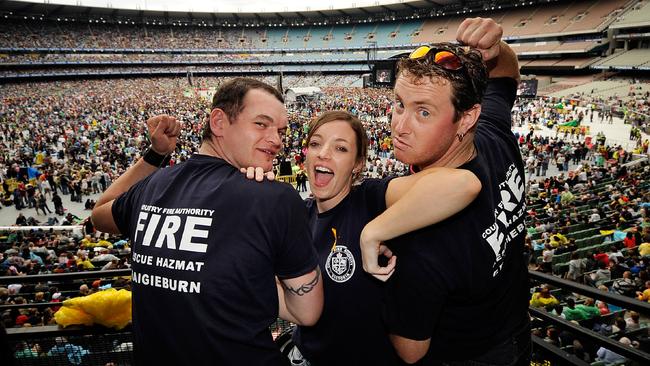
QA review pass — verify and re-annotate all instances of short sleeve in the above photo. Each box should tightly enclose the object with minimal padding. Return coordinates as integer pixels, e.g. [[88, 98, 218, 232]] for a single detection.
[[357, 177, 394, 217], [383, 254, 447, 340], [274, 187, 319, 279], [479, 78, 518, 133], [111, 177, 150, 236]]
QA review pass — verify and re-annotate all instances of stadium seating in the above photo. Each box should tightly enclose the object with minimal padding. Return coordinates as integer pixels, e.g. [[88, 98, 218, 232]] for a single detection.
[[593, 49, 650, 69], [611, 0, 650, 29]]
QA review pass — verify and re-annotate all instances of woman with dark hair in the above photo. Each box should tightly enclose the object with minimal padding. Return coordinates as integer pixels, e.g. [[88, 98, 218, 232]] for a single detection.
[[279, 110, 481, 365]]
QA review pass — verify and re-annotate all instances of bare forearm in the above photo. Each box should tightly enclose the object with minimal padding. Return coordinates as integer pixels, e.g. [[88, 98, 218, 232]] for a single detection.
[[92, 115, 180, 233], [487, 41, 520, 82], [385, 166, 464, 207], [365, 170, 480, 242]]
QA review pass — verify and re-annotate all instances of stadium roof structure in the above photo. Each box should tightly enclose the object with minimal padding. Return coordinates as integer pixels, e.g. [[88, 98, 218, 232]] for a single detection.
[[6, 0, 460, 14], [0, 0, 539, 26]]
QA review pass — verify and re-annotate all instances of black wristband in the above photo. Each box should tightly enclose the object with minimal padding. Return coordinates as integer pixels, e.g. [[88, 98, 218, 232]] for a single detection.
[[143, 147, 171, 167]]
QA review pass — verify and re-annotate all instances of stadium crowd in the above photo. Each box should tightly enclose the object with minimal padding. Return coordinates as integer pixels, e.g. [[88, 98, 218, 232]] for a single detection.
[[0, 20, 272, 49], [517, 116, 650, 360]]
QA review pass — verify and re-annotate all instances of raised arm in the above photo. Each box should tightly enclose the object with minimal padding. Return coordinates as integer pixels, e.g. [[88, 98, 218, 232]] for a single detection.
[[361, 168, 481, 280], [487, 41, 520, 82], [456, 17, 520, 82], [91, 115, 181, 233], [276, 267, 324, 326]]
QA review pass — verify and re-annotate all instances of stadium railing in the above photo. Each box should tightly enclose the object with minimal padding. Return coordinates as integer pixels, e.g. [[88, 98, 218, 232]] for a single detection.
[[5, 268, 650, 365], [529, 270, 650, 365], [1, 269, 292, 366]]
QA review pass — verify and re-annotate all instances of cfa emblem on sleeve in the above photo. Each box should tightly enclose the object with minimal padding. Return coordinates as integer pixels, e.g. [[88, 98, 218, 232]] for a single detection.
[[325, 245, 355, 283]]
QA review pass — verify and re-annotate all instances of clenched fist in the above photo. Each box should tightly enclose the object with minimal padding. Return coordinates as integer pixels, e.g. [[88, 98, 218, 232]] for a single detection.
[[457, 17, 503, 62], [146, 115, 182, 155]]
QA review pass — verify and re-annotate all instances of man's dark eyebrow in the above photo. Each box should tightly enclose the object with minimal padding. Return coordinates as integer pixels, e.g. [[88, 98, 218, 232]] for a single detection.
[[413, 101, 439, 111], [255, 114, 274, 122], [394, 92, 438, 110]]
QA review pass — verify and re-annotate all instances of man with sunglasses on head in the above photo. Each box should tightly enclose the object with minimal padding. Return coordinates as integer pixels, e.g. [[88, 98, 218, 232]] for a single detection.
[[361, 17, 530, 364]]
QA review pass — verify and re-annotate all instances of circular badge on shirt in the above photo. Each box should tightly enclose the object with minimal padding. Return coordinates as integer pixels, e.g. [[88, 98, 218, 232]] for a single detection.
[[325, 245, 355, 283]]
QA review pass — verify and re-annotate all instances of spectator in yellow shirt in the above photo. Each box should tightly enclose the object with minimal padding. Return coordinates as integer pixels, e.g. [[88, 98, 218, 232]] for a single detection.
[[76, 253, 95, 270], [549, 233, 568, 248], [639, 242, 650, 257], [530, 285, 559, 309]]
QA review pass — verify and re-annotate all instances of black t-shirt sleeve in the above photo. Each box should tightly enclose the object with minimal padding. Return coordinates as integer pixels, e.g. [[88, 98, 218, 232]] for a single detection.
[[274, 187, 319, 279], [357, 177, 393, 216], [384, 256, 447, 340], [479, 77, 518, 133], [112, 192, 130, 236], [111, 177, 150, 236]]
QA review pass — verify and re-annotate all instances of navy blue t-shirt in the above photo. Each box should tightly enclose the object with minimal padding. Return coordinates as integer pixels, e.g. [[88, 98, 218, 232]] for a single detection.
[[113, 154, 318, 366], [384, 78, 530, 362], [293, 177, 402, 366]]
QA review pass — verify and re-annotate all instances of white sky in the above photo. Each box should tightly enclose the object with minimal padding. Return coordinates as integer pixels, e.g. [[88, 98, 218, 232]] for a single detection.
[[15, 0, 419, 13]]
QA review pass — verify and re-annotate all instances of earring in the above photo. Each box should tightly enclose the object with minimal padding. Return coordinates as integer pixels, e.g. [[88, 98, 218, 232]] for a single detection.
[[456, 132, 465, 142]]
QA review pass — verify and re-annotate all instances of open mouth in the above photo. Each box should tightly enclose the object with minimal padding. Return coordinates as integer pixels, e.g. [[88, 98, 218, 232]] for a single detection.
[[313, 166, 334, 187]]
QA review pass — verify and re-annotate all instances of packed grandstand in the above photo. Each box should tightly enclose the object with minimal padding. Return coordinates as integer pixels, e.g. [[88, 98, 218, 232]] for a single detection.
[[1, 0, 650, 365]]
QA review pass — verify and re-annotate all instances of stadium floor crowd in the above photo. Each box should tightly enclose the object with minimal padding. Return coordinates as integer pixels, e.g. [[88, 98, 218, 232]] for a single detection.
[[1, 102, 640, 227]]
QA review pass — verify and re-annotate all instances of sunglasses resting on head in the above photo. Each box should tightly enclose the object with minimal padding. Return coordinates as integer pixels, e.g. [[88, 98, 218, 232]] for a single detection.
[[409, 46, 466, 70], [407, 44, 482, 95]]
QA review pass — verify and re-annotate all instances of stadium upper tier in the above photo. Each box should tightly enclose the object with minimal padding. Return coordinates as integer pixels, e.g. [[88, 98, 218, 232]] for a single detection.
[[544, 79, 650, 99], [0, 52, 379, 65], [593, 49, 650, 70], [610, 0, 650, 29], [0, 0, 632, 51], [0, 64, 372, 80]]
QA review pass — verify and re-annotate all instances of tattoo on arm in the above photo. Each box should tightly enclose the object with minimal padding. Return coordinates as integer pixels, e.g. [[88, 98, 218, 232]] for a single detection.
[[281, 267, 321, 296]]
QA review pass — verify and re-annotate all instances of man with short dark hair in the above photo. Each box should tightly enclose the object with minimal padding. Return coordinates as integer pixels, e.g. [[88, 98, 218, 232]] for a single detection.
[[361, 18, 530, 364], [92, 77, 323, 366]]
